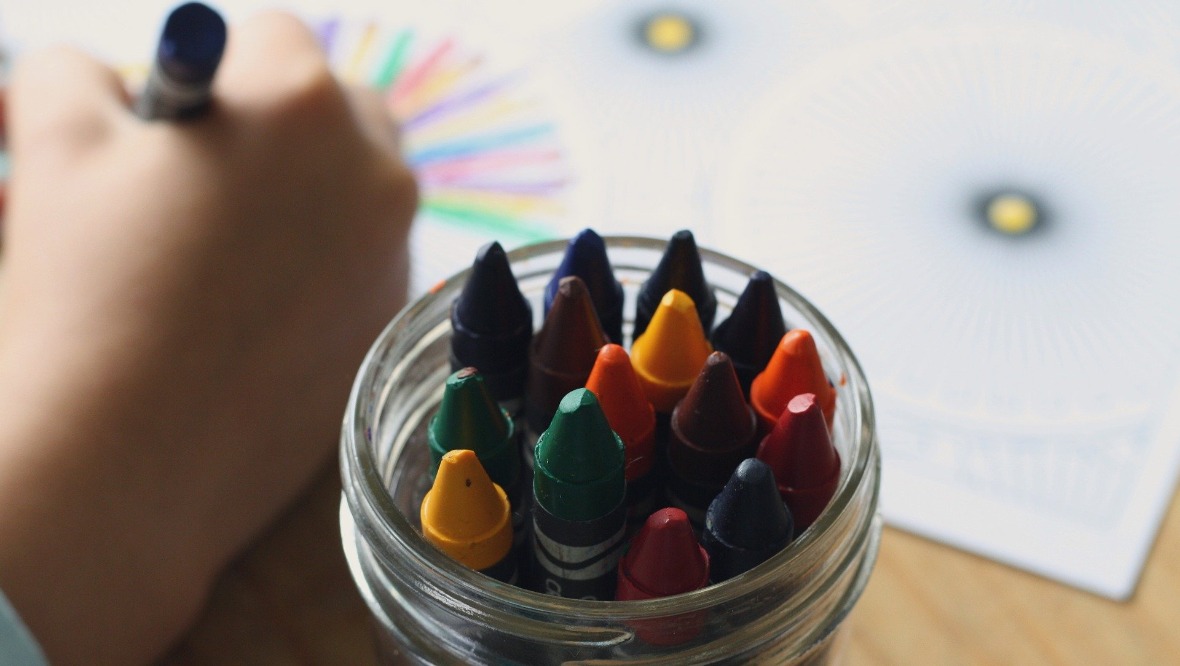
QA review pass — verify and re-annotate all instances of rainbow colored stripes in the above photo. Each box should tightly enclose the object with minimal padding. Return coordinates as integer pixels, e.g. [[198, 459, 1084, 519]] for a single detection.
[[317, 19, 567, 244]]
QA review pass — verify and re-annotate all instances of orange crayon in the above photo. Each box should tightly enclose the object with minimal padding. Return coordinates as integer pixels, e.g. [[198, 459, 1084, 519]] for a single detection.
[[629, 289, 713, 415], [420, 449, 517, 583], [586, 344, 658, 529], [749, 330, 836, 433]]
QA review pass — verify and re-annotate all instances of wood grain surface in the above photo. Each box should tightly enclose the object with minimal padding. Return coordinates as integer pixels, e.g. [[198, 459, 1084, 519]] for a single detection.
[[160, 464, 1180, 665]]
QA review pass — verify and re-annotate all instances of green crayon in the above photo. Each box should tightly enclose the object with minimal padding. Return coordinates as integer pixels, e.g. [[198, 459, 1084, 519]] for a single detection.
[[530, 389, 627, 600], [429, 367, 522, 506]]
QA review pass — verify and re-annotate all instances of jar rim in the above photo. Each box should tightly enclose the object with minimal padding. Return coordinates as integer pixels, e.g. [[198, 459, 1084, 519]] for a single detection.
[[341, 234, 879, 620]]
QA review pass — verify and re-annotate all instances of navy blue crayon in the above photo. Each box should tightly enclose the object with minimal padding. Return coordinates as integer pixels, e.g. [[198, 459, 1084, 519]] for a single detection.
[[136, 2, 226, 120], [451, 242, 533, 415], [711, 271, 788, 397], [544, 229, 624, 344], [632, 229, 717, 341], [700, 458, 795, 582]]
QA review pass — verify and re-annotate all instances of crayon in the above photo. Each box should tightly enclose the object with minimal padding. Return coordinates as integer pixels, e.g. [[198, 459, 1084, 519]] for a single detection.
[[429, 368, 521, 498], [665, 352, 758, 526], [524, 276, 609, 443], [749, 329, 836, 433], [136, 2, 226, 120], [615, 508, 710, 645], [710, 270, 788, 397], [544, 229, 625, 344], [451, 241, 533, 415], [756, 393, 840, 533], [585, 344, 658, 531], [629, 289, 714, 416], [421, 450, 517, 583], [700, 458, 795, 582], [531, 389, 627, 600], [632, 230, 717, 341]]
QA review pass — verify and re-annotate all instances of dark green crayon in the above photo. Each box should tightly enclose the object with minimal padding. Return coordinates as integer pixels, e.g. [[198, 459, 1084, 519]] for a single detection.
[[531, 389, 627, 600]]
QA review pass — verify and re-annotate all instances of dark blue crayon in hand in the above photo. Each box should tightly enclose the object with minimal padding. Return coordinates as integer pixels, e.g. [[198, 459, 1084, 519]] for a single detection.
[[632, 229, 717, 341], [450, 242, 533, 415], [544, 228, 624, 344], [700, 458, 795, 583], [711, 271, 788, 397], [531, 389, 627, 600], [136, 2, 227, 120]]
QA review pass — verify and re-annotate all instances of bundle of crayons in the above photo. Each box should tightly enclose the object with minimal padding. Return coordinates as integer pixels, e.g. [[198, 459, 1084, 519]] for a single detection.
[[418, 229, 841, 616]]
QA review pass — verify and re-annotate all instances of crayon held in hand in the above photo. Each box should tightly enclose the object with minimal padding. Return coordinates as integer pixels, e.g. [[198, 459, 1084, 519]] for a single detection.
[[586, 344, 658, 531], [525, 276, 609, 441], [756, 393, 840, 533], [665, 352, 758, 527], [750, 329, 836, 433], [531, 389, 627, 600], [616, 508, 710, 645], [710, 270, 788, 397], [632, 230, 717, 341], [136, 2, 226, 120], [421, 450, 517, 584], [701, 458, 795, 582], [450, 242, 533, 414], [545, 228, 625, 344]]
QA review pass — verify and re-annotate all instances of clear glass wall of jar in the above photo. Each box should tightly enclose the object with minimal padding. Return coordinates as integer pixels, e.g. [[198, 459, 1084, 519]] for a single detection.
[[340, 237, 882, 665]]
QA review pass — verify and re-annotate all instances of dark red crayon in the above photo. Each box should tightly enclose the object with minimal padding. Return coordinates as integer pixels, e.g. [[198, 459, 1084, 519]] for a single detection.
[[700, 458, 795, 582], [524, 276, 609, 445], [616, 508, 710, 645], [450, 241, 533, 413], [632, 229, 717, 341], [710, 270, 788, 397], [665, 352, 758, 527], [545, 228, 625, 344], [755, 393, 840, 533]]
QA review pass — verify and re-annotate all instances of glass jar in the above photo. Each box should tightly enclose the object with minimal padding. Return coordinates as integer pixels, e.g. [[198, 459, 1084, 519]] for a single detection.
[[340, 236, 882, 664]]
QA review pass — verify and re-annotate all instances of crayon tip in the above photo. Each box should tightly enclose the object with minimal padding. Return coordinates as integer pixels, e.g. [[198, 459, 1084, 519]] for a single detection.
[[527, 276, 610, 433], [756, 394, 841, 531], [533, 389, 626, 521], [420, 450, 513, 571], [455, 242, 532, 336], [545, 229, 624, 343], [585, 344, 657, 481], [750, 330, 836, 430], [672, 352, 756, 452], [633, 230, 717, 340], [617, 508, 710, 599], [428, 368, 518, 488], [702, 459, 794, 581], [711, 271, 788, 394], [159, 2, 226, 84], [630, 289, 714, 413]]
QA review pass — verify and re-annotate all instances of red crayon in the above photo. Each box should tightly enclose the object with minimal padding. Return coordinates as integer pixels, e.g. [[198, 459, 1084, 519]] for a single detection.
[[616, 508, 710, 645], [749, 330, 836, 434], [755, 393, 840, 532]]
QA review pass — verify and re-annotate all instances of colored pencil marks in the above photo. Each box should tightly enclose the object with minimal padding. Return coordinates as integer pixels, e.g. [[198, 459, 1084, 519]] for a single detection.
[[314, 17, 568, 292]]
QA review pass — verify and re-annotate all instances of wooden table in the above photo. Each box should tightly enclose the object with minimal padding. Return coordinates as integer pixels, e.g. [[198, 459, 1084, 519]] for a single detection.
[[160, 465, 1180, 665]]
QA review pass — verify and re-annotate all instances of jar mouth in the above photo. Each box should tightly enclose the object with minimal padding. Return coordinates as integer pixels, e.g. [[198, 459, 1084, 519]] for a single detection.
[[341, 235, 879, 622]]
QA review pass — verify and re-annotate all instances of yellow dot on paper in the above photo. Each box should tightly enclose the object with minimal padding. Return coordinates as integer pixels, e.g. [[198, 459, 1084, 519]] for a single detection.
[[986, 194, 1039, 235], [644, 13, 696, 54]]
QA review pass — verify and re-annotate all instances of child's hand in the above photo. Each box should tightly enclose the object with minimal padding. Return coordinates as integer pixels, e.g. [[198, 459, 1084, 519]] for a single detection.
[[0, 12, 416, 664]]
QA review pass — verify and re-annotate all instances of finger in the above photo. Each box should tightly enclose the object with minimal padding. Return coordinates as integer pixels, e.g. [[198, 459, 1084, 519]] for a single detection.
[[345, 84, 404, 156], [213, 11, 337, 115], [7, 46, 130, 159]]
